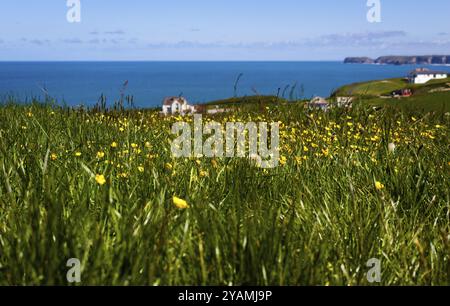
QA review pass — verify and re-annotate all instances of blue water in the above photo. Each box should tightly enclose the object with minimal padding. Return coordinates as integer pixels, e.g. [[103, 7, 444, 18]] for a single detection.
[[1, 62, 449, 108]]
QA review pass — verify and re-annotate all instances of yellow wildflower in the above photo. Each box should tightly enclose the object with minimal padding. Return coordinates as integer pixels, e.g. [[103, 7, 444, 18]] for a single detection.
[[211, 159, 218, 168], [75, 152, 82, 157], [118, 172, 128, 178], [95, 174, 106, 186], [375, 181, 385, 191], [138, 166, 145, 173], [97, 151, 105, 159], [111, 142, 118, 148], [173, 196, 189, 209]]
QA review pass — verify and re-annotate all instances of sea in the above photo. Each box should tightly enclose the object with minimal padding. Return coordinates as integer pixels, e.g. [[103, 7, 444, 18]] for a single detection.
[[1, 61, 449, 108]]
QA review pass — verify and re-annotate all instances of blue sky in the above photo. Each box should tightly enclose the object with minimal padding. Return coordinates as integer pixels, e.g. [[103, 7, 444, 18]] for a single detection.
[[1, 0, 449, 60]]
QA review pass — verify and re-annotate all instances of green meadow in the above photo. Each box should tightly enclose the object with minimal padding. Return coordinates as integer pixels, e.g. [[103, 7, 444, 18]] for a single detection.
[[0, 98, 449, 285]]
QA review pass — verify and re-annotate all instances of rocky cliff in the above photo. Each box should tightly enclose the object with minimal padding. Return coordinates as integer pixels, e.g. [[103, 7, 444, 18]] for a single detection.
[[344, 55, 450, 65], [343, 57, 375, 64]]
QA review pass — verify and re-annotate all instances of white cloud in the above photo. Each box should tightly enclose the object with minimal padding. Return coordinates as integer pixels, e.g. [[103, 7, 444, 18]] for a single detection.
[[143, 31, 409, 50], [104, 30, 125, 35], [62, 38, 83, 44]]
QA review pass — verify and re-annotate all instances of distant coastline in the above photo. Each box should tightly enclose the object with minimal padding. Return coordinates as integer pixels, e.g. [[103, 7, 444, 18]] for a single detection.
[[344, 55, 450, 66]]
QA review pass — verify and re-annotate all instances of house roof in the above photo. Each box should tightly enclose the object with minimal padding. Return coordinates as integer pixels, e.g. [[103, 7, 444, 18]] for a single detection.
[[163, 96, 187, 106], [310, 96, 328, 104]]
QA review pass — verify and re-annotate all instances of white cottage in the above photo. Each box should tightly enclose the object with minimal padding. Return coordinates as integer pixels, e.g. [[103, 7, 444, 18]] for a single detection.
[[309, 97, 329, 110], [408, 68, 448, 84], [161, 97, 196, 115]]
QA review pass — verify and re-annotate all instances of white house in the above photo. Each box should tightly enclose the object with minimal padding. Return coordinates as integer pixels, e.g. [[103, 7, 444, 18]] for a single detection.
[[408, 68, 448, 84], [309, 96, 329, 110], [161, 97, 196, 115]]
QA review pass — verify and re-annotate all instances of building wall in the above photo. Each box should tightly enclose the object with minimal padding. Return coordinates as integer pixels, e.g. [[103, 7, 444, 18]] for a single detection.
[[413, 74, 448, 84], [162, 105, 170, 114], [162, 100, 196, 115], [171, 102, 182, 113]]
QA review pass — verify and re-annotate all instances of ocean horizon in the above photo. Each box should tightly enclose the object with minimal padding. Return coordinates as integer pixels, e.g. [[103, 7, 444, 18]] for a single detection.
[[1, 61, 449, 108]]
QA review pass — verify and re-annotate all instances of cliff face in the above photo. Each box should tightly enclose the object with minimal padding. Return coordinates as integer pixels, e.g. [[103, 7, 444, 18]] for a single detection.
[[344, 55, 450, 65], [343, 57, 375, 64]]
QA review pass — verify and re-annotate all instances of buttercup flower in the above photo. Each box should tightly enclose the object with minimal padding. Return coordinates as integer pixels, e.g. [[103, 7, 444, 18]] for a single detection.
[[375, 181, 385, 191], [173, 196, 189, 209], [95, 174, 106, 186], [118, 172, 128, 178]]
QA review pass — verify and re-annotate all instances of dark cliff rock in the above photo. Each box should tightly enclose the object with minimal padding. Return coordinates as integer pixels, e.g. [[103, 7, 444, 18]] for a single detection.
[[344, 57, 375, 64], [344, 55, 450, 65]]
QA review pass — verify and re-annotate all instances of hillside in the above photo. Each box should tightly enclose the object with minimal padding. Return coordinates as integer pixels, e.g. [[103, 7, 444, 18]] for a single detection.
[[204, 95, 286, 107], [333, 77, 450, 112], [364, 91, 450, 112], [333, 77, 450, 97]]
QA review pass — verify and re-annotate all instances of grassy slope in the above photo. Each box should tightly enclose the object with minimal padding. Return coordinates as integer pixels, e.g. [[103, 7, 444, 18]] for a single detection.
[[334, 77, 450, 97], [333, 77, 450, 112], [204, 95, 288, 109], [335, 78, 408, 96], [363, 91, 450, 113], [0, 102, 449, 285]]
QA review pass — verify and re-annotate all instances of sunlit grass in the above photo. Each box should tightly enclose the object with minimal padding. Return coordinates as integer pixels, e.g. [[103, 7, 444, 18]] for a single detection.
[[0, 101, 449, 285]]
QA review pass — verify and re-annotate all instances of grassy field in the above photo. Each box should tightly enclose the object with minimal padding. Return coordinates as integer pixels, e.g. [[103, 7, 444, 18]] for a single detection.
[[0, 99, 449, 285], [334, 77, 450, 97], [363, 91, 450, 113], [333, 77, 450, 112]]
